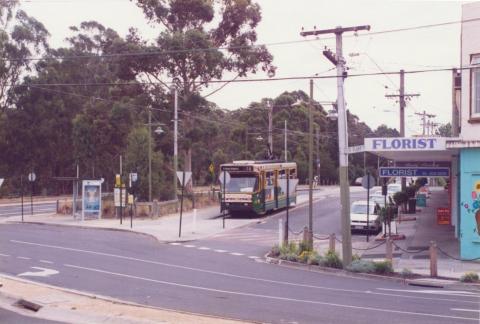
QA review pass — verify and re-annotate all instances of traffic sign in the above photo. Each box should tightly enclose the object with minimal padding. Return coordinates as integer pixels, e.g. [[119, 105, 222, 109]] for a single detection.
[[362, 174, 375, 189], [130, 173, 138, 183], [218, 171, 231, 184], [0, 178, 3, 188], [176, 171, 192, 187], [28, 172, 36, 182], [208, 163, 214, 175]]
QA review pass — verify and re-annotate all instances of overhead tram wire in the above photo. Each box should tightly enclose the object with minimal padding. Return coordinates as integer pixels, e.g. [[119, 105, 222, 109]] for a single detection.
[[2, 17, 480, 63], [10, 65, 476, 89]]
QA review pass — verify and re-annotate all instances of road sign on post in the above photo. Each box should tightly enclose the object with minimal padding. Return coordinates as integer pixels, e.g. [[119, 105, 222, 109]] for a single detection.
[[362, 173, 375, 242], [28, 172, 36, 216], [0, 178, 3, 188]]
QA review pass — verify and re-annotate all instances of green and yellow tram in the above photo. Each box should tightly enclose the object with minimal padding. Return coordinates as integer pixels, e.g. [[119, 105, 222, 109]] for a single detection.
[[219, 160, 298, 216]]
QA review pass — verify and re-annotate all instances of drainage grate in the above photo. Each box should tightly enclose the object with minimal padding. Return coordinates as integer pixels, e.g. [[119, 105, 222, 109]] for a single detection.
[[14, 299, 42, 312]]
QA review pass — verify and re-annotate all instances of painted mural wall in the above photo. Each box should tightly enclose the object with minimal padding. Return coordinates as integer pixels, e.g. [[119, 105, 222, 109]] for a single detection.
[[459, 149, 480, 259]]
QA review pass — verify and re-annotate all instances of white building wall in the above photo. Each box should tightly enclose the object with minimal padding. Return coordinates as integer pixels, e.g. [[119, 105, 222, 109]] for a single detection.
[[460, 2, 480, 140]]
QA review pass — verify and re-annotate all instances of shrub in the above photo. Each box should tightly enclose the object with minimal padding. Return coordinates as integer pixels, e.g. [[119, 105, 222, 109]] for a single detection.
[[400, 268, 414, 278], [393, 191, 408, 206], [307, 253, 323, 266], [322, 250, 343, 269], [347, 260, 376, 273], [270, 245, 281, 257], [298, 241, 311, 254], [405, 185, 417, 199], [285, 253, 298, 262], [298, 251, 310, 263], [279, 241, 298, 256], [352, 253, 361, 262], [373, 260, 394, 274], [460, 272, 479, 283]]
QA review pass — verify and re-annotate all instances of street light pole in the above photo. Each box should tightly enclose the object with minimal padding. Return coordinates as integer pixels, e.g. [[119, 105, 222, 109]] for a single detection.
[[173, 87, 178, 200], [308, 79, 314, 248], [148, 106, 152, 202], [267, 100, 273, 156]]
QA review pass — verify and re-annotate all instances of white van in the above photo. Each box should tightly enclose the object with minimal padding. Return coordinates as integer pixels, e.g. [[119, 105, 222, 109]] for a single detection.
[[350, 200, 381, 233]]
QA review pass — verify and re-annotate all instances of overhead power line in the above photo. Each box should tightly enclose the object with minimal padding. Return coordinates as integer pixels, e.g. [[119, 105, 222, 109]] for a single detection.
[[10, 65, 476, 88], [1, 17, 480, 63]]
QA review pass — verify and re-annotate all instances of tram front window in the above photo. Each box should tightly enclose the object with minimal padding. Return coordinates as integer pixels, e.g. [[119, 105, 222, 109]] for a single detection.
[[225, 175, 258, 193]]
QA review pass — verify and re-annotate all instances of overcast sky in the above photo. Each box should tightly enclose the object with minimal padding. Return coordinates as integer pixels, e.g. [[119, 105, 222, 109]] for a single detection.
[[21, 0, 467, 135]]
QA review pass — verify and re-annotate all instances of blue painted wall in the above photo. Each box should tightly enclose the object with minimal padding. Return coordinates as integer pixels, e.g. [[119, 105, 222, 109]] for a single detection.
[[460, 149, 480, 260]]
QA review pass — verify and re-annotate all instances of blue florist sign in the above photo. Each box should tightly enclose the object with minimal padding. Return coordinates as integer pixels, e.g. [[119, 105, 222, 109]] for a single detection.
[[379, 167, 450, 178], [365, 137, 446, 151]]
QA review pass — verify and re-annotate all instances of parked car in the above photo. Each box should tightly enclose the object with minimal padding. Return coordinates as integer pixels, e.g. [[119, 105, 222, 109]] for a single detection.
[[369, 194, 386, 207], [387, 183, 402, 198], [350, 200, 381, 233]]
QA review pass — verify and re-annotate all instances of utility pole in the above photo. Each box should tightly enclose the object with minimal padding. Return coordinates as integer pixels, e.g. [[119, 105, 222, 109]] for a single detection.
[[301, 24, 371, 266], [245, 125, 249, 159], [173, 87, 178, 200], [267, 100, 273, 156], [415, 110, 436, 136], [385, 69, 419, 191], [284, 120, 288, 161], [148, 106, 152, 202]]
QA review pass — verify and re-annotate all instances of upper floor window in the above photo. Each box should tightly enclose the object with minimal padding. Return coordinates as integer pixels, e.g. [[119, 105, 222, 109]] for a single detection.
[[471, 54, 480, 117]]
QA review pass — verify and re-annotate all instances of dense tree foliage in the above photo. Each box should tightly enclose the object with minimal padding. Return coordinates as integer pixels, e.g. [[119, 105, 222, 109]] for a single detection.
[[0, 1, 398, 199]]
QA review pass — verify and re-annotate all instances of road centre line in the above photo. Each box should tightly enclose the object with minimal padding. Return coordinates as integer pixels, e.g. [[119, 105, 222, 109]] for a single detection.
[[213, 249, 227, 253], [9, 239, 478, 305], [39, 260, 54, 264], [183, 245, 196, 248], [62, 263, 478, 322], [0, 253, 10, 257], [17, 256, 31, 260], [451, 308, 480, 313], [197, 247, 211, 250], [230, 252, 244, 256]]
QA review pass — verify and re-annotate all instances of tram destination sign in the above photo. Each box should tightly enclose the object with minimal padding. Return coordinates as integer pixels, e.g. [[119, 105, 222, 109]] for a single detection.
[[365, 137, 446, 151], [379, 167, 450, 178]]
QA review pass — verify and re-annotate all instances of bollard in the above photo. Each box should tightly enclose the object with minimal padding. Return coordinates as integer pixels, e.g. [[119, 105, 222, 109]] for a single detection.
[[430, 241, 438, 277], [279, 219, 283, 247], [386, 237, 393, 263], [303, 226, 310, 247], [329, 233, 336, 252], [192, 208, 197, 233]]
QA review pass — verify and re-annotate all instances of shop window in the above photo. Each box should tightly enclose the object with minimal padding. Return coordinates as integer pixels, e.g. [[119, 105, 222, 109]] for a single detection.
[[471, 54, 480, 117]]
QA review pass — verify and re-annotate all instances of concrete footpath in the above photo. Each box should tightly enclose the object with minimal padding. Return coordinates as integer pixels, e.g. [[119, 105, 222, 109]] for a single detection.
[[361, 187, 480, 280]]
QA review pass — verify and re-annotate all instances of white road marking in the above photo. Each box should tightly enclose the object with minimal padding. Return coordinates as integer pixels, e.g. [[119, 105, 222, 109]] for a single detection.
[[452, 308, 480, 313], [183, 244, 196, 248], [197, 247, 211, 250], [17, 256, 31, 260], [18, 267, 59, 278], [248, 256, 260, 259], [63, 263, 478, 322], [230, 252, 244, 256], [168, 242, 182, 246], [377, 288, 480, 298], [0, 253, 10, 257], [39, 260, 53, 264], [10, 239, 477, 305]]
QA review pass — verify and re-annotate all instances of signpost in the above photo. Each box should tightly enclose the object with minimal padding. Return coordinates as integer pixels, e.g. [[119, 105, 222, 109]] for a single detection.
[[28, 172, 36, 216], [362, 173, 375, 242], [176, 171, 192, 237], [0, 178, 3, 188], [219, 171, 230, 229], [129, 172, 138, 229], [379, 167, 450, 178]]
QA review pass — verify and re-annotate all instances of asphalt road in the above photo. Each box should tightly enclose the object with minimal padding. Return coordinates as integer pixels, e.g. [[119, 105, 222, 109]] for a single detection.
[[0, 223, 479, 322], [197, 190, 369, 257], [0, 202, 56, 218]]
